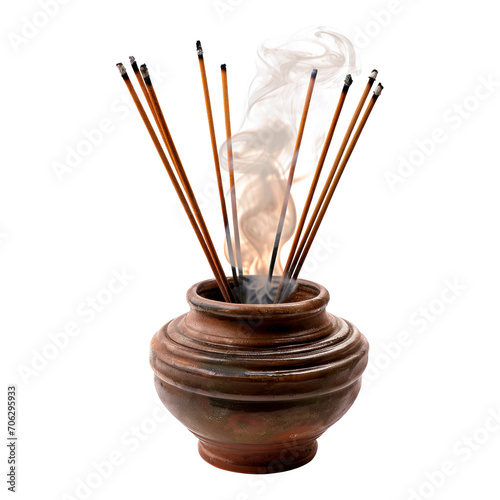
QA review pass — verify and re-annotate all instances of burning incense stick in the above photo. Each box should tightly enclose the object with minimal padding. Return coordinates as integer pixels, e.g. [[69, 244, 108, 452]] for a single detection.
[[196, 41, 239, 293], [277, 70, 378, 302], [288, 83, 384, 293], [274, 74, 352, 302], [267, 68, 318, 285], [221, 63, 244, 299], [116, 62, 233, 303], [129, 57, 234, 303]]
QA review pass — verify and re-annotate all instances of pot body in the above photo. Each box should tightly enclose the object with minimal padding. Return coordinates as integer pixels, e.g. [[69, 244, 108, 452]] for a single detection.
[[150, 279, 369, 473]]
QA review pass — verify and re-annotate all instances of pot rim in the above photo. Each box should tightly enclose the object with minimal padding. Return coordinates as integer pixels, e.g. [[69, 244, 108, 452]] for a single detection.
[[188, 277, 330, 318]]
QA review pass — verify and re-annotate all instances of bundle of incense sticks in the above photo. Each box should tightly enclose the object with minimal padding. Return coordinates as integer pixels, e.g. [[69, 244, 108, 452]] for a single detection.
[[116, 43, 383, 304]]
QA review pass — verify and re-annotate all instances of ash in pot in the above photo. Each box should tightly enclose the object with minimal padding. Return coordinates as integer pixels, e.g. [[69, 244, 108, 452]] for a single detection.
[[201, 275, 298, 304]]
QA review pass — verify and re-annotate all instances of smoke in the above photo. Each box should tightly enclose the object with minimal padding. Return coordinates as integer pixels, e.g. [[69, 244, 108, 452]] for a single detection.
[[220, 27, 359, 302]]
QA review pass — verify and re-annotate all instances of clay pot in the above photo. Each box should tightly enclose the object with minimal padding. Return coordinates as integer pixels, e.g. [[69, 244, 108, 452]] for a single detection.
[[150, 278, 369, 474]]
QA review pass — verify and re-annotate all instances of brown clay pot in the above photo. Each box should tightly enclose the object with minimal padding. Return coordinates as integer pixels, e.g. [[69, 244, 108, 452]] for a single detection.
[[150, 278, 369, 474]]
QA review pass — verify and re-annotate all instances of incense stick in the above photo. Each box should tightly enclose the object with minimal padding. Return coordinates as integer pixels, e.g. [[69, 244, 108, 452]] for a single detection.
[[221, 63, 244, 300], [129, 57, 234, 303], [289, 83, 383, 290], [117, 62, 233, 303], [267, 69, 318, 285], [274, 74, 352, 302], [196, 41, 239, 293], [277, 70, 378, 302]]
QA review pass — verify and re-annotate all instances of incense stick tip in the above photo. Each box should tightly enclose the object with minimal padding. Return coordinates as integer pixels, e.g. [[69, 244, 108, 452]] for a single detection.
[[374, 83, 383, 96], [311, 68, 318, 78], [116, 63, 127, 76], [344, 74, 353, 87], [129, 56, 139, 72], [140, 63, 150, 82], [369, 69, 378, 80], [196, 40, 203, 57], [221, 63, 226, 71]]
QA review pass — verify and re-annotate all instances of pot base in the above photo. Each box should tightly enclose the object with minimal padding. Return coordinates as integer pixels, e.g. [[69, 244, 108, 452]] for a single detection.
[[197, 437, 318, 474]]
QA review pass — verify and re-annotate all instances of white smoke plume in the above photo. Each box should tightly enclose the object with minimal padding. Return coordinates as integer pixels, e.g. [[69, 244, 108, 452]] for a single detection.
[[219, 27, 359, 302]]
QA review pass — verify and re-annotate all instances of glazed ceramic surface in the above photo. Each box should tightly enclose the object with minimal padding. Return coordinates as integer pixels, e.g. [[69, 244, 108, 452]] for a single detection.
[[150, 278, 369, 473]]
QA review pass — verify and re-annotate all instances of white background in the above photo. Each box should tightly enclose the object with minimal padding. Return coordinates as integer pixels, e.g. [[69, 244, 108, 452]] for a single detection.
[[1, 0, 499, 499]]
